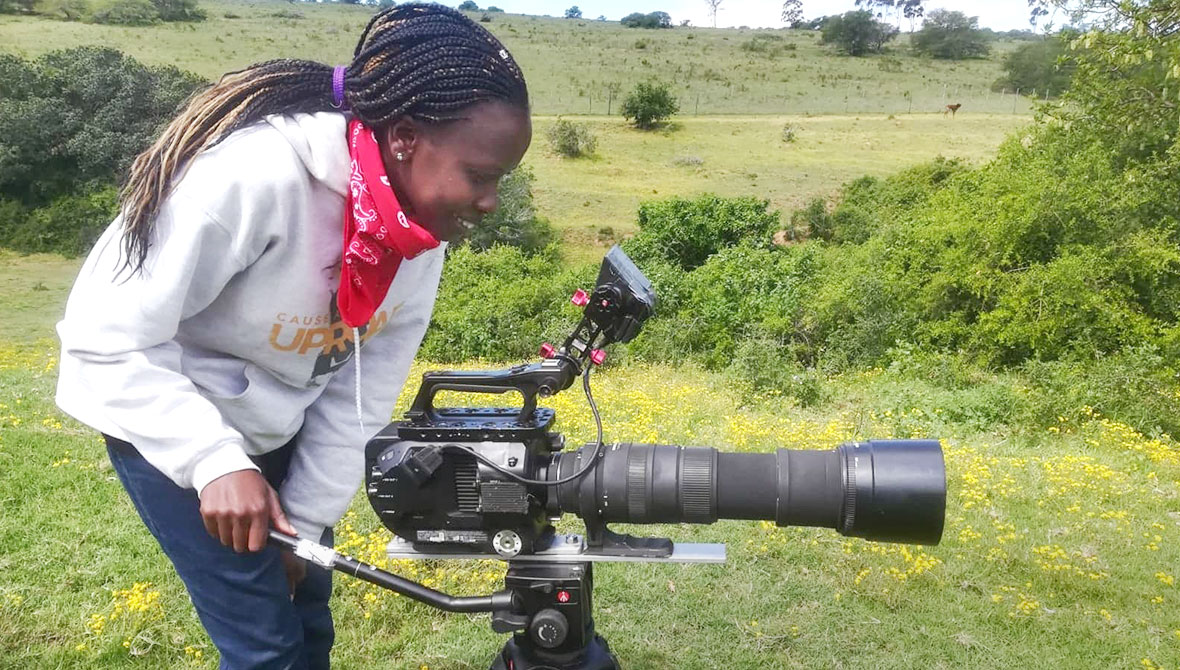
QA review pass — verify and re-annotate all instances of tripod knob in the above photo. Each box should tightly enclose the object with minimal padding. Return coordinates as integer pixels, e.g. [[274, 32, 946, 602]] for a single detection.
[[529, 608, 569, 649]]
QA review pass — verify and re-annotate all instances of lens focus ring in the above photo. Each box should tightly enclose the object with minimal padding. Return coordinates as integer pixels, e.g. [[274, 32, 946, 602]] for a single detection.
[[679, 448, 716, 523]]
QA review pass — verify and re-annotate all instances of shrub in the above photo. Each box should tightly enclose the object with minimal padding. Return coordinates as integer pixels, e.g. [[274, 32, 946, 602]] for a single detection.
[[35, 0, 88, 20], [620, 81, 678, 129], [622, 194, 780, 271], [420, 245, 594, 362], [152, 0, 203, 22], [620, 11, 670, 28], [0, 48, 206, 206], [0, 186, 118, 256], [726, 337, 826, 406], [546, 118, 597, 158], [459, 166, 554, 255], [88, 0, 157, 25], [993, 34, 1075, 97]]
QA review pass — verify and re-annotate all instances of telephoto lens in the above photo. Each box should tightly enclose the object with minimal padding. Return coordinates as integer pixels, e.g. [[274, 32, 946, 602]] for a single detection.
[[550, 440, 945, 545]]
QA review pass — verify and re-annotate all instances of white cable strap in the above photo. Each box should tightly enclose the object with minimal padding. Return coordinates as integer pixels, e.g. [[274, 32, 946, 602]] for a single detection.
[[352, 326, 366, 435], [293, 538, 338, 568]]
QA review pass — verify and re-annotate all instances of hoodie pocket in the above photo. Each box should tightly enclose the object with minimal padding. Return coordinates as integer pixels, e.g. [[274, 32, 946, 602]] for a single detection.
[[186, 354, 253, 401]]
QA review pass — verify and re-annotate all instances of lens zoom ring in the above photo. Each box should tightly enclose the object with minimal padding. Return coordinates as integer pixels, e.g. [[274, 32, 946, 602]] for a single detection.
[[842, 446, 857, 532], [627, 446, 648, 521], [679, 448, 715, 522]]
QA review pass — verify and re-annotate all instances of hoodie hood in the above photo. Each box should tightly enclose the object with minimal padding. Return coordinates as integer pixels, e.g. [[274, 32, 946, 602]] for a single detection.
[[266, 112, 351, 199]]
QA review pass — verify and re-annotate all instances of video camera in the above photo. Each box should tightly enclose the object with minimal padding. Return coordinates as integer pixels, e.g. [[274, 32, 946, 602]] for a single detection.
[[269, 246, 946, 670]]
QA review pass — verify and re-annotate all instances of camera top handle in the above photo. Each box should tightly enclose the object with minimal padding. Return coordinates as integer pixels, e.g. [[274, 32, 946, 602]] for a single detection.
[[404, 245, 656, 427]]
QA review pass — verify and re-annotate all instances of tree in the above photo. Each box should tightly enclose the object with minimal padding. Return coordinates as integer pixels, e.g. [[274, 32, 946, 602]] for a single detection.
[[564, 5, 580, 19], [781, 0, 801, 27], [620, 11, 671, 28], [486, 6, 505, 11], [457, 0, 478, 10], [704, 0, 721, 27], [621, 81, 678, 129], [900, 0, 923, 32], [993, 34, 1075, 97], [855, 0, 923, 29], [820, 10, 897, 56], [1028, 1, 1180, 159], [911, 9, 989, 59]]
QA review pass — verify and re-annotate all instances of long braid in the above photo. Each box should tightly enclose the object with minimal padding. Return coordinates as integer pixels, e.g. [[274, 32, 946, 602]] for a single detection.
[[118, 2, 527, 275]]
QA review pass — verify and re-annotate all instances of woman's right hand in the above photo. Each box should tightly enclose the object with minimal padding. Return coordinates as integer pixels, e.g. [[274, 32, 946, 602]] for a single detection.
[[199, 470, 297, 553]]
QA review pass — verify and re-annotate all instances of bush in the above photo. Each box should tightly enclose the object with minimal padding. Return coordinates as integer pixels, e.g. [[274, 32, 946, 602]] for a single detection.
[[622, 194, 780, 272], [546, 118, 597, 158], [620, 11, 670, 29], [152, 0, 204, 22], [420, 245, 594, 362], [910, 9, 989, 60], [820, 10, 897, 56], [457, 0, 478, 10], [88, 0, 157, 25], [726, 337, 826, 406], [620, 81, 678, 129], [1019, 345, 1180, 439], [0, 186, 118, 256], [35, 0, 89, 20], [0, 48, 206, 206], [459, 166, 554, 255]]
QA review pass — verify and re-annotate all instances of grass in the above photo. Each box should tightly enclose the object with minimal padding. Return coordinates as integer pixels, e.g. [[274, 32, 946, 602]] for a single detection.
[[531, 113, 1028, 255], [0, 250, 84, 344], [1, 341, 1178, 669], [0, 1, 1040, 116]]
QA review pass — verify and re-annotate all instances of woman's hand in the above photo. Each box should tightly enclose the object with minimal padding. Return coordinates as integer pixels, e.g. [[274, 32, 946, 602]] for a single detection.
[[199, 470, 297, 553]]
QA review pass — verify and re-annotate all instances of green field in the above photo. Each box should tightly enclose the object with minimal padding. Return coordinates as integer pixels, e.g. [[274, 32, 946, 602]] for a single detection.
[[0, 0, 1040, 116], [530, 113, 1027, 246]]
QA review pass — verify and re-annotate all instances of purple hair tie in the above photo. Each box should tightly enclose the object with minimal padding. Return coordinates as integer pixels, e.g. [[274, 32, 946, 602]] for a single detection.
[[331, 65, 348, 110]]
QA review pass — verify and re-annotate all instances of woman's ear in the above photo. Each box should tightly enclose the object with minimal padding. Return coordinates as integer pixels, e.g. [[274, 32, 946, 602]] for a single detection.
[[383, 118, 419, 160]]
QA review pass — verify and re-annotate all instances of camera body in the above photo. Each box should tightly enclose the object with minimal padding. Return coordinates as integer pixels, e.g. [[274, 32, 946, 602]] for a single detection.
[[365, 245, 658, 557], [364, 405, 563, 557]]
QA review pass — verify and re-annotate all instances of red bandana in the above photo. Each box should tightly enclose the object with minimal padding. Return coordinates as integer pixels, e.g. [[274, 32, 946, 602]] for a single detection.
[[338, 120, 440, 328]]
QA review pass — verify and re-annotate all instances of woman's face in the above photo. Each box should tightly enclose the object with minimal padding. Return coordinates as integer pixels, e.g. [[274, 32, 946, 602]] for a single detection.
[[381, 100, 532, 242]]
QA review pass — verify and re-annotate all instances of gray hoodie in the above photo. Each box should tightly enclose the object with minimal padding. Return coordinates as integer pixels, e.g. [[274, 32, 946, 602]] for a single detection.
[[56, 112, 446, 541]]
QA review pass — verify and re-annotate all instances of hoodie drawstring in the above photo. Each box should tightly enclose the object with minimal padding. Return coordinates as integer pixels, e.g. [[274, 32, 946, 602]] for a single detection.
[[353, 326, 366, 436]]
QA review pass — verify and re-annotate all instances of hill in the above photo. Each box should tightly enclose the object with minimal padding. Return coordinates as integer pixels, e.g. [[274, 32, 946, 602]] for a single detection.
[[0, 0, 1039, 116]]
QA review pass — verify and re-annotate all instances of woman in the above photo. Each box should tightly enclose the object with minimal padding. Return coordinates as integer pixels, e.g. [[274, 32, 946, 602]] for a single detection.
[[54, 4, 531, 667]]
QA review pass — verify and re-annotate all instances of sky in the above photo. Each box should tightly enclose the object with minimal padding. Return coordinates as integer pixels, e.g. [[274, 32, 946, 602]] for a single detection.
[[475, 0, 1042, 31]]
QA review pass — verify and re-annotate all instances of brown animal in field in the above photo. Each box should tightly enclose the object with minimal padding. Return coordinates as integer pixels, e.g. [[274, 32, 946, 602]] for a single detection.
[[944, 103, 962, 118]]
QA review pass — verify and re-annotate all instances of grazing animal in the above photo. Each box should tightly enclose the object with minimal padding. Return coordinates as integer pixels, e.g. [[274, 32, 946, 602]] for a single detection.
[[944, 103, 962, 118]]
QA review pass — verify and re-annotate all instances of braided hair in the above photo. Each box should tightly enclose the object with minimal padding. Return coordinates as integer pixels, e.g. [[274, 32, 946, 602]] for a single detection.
[[118, 2, 528, 275]]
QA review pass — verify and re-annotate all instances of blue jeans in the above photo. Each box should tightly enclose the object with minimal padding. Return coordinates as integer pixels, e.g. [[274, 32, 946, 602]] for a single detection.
[[106, 435, 335, 670]]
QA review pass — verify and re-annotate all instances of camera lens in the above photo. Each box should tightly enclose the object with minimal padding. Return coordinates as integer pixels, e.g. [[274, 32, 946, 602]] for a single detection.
[[550, 440, 945, 546]]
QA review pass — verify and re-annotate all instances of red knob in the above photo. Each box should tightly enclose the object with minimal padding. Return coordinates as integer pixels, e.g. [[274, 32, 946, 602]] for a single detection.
[[590, 349, 606, 366], [571, 289, 589, 307], [539, 342, 556, 359]]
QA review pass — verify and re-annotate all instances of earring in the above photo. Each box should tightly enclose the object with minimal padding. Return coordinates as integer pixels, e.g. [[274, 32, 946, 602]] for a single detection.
[[396, 152, 406, 161]]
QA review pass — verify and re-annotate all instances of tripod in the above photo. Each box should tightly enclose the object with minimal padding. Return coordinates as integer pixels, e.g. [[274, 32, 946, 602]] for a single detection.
[[268, 531, 723, 669]]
